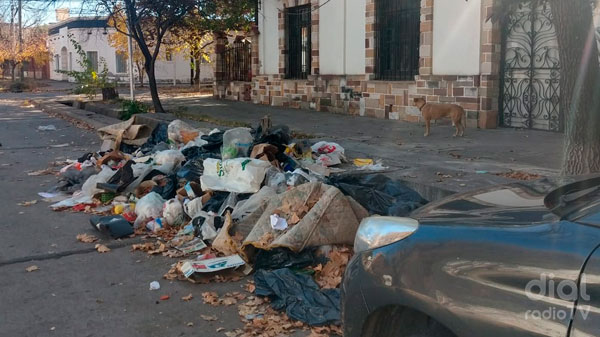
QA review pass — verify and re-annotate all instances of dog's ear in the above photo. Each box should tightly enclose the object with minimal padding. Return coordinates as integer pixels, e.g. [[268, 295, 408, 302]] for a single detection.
[[413, 98, 419, 103]]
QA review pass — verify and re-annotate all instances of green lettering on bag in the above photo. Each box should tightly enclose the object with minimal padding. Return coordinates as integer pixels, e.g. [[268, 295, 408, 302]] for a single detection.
[[241, 159, 251, 171]]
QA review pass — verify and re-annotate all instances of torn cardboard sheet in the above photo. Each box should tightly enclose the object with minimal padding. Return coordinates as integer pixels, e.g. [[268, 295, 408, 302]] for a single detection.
[[97, 116, 152, 147]]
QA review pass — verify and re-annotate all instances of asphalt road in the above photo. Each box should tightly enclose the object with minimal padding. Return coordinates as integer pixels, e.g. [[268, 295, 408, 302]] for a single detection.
[[0, 96, 290, 337]]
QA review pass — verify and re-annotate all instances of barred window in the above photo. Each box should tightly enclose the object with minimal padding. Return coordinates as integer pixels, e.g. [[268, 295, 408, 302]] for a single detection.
[[285, 4, 311, 79], [86, 51, 98, 72], [116, 52, 127, 73], [375, 0, 421, 81]]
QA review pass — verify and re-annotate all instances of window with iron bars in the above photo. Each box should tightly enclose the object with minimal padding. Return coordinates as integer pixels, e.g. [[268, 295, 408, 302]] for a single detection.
[[375, 0, 421, 81], [285, 4, 312, 79]]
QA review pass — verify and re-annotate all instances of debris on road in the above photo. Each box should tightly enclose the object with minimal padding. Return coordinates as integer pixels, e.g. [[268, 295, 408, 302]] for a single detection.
[[17, 200, 37, 207], [95, 244, 111, 253], [76, 233, 98, 243], [38, 116, 430, 331], [496, 170, 542, 181], [26, 265, 40, 272], [38, 125, 57, 131]]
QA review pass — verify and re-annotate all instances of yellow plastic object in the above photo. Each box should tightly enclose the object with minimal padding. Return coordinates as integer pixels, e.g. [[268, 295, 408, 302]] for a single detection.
[[353, 158, 374, 167], [129, 203, 136, 211], [113, 204, 125, 214]]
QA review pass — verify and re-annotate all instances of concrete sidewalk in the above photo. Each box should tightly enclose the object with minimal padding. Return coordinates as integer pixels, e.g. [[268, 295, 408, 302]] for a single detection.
[[158, 96, 564, 197], [27, 90, 565, 201]]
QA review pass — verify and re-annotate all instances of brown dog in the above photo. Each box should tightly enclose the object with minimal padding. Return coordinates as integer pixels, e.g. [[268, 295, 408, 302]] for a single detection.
[[413, 97, 466, 137]]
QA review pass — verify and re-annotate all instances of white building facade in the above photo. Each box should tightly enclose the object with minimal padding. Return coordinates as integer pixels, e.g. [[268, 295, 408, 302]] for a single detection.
[[47, 15, 199, 84]]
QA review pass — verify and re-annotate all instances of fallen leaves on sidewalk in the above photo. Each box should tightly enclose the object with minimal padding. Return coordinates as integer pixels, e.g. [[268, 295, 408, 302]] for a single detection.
[[95, 244, 111, 253], [202, 292, 220, 306], [160, 295, 170, 301], [244, 281, 255, 293], [200, 314, 218, 321], [76, 233, 98, 243], [496, 170, 542, 181], [309, 325, 343, 336], [17, 200, 38, 207], [181, 293, 193, 301], [26, 265, 40, 272]]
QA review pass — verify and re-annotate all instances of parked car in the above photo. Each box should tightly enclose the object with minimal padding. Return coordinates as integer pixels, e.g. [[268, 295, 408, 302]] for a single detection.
[[342, 175, 600, 337]]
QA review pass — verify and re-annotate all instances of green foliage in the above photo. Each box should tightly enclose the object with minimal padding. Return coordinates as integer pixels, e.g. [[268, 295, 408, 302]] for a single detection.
[[120, 100, 149, 120], [59, 35, 115, 99]]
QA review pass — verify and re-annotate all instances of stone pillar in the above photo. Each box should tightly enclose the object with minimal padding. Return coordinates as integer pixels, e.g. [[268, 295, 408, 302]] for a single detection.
[[213, 32, 228, 98], [419, 0, 434, 76], [478, 0, 502, 129], [250, 24, 260, 79]]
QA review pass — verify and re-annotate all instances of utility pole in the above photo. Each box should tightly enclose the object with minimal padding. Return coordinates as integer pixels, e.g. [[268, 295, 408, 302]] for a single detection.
[[126, 15, 135, 101], [18, 0, 23, 81]]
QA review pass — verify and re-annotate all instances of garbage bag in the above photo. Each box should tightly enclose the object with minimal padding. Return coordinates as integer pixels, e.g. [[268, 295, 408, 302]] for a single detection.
[[89, 215, 134, 238], [200, 158, 272, 194], [230, 186, 276, 221], [328, 174, 428, 216], [163, 198, 184, 226], [214, 182, 368, 260], [139, 123, 168, 154], [222, 127, 254, 159], [151, 174, 178, 200], [254, 125, 291, 155], [154, 149, 185, 174], [254, 268, 340, 326], [134, 192, 165, 227], [51, 166, 97, 193], [176, 157, 204, 181], [199, 131, 224, 154], [254, 248, 317, 270], [201, 191, 229, 213]]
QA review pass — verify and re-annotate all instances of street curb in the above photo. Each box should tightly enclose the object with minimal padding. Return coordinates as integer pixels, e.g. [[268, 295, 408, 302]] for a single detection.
[[32, 99, 119, 130]]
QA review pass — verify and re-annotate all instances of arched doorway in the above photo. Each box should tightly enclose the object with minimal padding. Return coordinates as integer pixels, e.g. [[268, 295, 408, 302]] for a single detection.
[[500, 0, 561, 132], [60, 47, 68, 80]]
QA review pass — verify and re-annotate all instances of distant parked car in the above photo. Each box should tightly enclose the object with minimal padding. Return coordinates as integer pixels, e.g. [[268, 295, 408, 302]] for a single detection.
[[342, 175, 600, 337]]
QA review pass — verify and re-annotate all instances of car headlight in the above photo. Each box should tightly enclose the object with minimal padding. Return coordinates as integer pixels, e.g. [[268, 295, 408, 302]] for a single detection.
[[354, 216, 419, 253]]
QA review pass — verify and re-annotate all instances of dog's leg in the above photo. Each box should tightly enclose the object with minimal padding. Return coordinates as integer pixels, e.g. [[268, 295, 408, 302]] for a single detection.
[[424, 119, 431, 137]]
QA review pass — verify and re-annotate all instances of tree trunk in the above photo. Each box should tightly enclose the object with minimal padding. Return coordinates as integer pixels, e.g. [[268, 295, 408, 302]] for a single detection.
[[145, 60, 165, 113], [32, 60, 36, 80], [137, 63, 145, 87], [11, 62, 16, 82], [549, 0, 600, 175], [195, 58, 201, 83]]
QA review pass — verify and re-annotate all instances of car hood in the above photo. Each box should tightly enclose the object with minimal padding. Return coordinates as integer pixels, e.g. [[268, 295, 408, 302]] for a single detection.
[[411, 176, 579, 225]]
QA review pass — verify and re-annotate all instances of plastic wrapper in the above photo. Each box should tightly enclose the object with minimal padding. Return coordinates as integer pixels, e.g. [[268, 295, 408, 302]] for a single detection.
[[200, 158, 272, 194], [222, 128, 254, 159], [81, 166, 115, 197], [153, 149, 185, 174], [184, 198, 204, 219], [163, 198, 184, 226], [265, 168, 287, 193]]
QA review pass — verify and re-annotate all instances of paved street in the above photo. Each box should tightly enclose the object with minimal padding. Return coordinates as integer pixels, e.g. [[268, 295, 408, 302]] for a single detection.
[[0, 97, 274, 337]]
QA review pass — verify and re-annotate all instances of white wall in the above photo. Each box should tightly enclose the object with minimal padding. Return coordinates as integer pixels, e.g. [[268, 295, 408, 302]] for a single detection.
[[48, 26, 192, 83], [319, 0, 365, 75], [432, 0, 481, 75], [259, 0, 280, 74]]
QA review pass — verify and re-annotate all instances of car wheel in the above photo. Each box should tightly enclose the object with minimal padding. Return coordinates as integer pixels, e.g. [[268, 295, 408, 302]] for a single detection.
[[361, 306, 456, 337]]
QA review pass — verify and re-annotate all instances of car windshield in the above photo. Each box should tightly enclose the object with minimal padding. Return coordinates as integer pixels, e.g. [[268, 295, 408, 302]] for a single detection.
[[545, 177, 600, 218]]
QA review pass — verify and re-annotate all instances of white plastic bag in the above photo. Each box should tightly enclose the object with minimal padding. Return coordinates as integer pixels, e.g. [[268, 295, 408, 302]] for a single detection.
[[163, 199, 184, 226], [311, 141, 345, 167], [134, 192, 165, 227], [221, 128, 254, 159], [81, 166, 115, 197], [167, 119, 200, 144], [265, 168, 287, 193], [153, 149, 185, 174], [200, 158, 272, 193]]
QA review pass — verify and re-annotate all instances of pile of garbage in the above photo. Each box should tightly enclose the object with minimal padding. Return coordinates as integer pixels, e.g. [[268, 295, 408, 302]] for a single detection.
[[39, 116, 427, 330]]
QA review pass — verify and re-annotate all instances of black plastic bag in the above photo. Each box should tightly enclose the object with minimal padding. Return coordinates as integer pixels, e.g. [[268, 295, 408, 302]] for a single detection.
[[254, 248, 317, 270], [254, 268, 340, 326], [89, 215, 134, 238], [328, 174, 428, 216], [177, 158, 204, 181], [50, 166, 97, 193], [254, 125, 292, 162], [139, 123, 168, 153], [201, 191, 229, 213], [151, 174, 178, 200]]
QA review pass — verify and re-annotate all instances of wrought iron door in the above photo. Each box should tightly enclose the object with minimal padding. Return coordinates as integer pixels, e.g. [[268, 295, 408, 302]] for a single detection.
[[501, 0, 561, 131]]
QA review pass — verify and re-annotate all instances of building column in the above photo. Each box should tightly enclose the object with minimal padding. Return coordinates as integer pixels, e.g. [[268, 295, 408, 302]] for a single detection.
[[478, 0, 502, 129], [213, 31, 228, 98]]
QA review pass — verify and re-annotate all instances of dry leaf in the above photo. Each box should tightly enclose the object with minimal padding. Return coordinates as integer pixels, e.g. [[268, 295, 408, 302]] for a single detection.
[[216, 327, 225, 332], [200, 314, 218, 321], [256, 232, 275, 248], [202, 292, 220, 306], [316, 247, 352, 289], [186, 322, 194, 327], [76, 233, 98, 243], [244, 282, 256, 293], [26, 265, 39, 272], [28, 168, 55, 176], [95, 244, 111, 253], [160, 295, 170, 301], [18, 200, 37, 206], [181, 293, 193, 301]]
